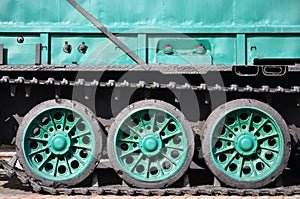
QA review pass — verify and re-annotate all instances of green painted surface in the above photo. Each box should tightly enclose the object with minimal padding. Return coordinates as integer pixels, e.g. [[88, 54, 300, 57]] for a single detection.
[[22, 107, 96, 181], [247, 36, 300, 64], [0, 0, 299, 65], [210, 107, 284, 182], [0, 34, 40, 64], [0, 0, 299, 33], [236, 34, 246, 64], [114, 108, 188, 181], [50, 34, 137, 65]]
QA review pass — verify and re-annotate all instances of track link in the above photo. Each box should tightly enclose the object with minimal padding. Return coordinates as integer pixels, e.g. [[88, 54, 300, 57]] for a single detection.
[[0, 75, 300, 94], [1, 159, 300, 196]]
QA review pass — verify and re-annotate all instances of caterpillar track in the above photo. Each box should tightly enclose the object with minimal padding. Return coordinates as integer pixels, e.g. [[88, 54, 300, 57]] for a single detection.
[[1, 0, 300, 196], [1, 159, 300, 196], [0, 64, 300, 196]]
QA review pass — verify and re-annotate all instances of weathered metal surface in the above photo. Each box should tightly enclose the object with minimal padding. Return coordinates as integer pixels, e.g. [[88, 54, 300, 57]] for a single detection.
[[0, 0, 299, 33], [0, 0, 299, 66]]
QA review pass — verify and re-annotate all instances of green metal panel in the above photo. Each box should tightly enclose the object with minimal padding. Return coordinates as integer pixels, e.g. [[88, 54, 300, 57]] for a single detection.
[[155, 39, 212, 64], [0, 0, 299, 65], [247, 36, 300, 64], [50, 35, 137, 65], [137, 34, 147, 62], [236, 34, 246, 65], [0, 0, 299, 33], [148, 36, 236, 65], [0, 34, 40, 64]]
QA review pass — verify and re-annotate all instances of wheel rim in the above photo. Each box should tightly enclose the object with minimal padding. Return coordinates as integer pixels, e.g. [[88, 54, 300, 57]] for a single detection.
[[210, 107, 284, 182], [22, 107, 96, 181], [114, 108, 188, 181]]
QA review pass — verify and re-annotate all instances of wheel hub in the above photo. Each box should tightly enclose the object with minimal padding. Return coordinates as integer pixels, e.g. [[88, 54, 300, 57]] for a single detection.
[[235, 132, 258, 156], [139, 134, 162, 156], [143, 136, 158, 152], [49, 132, 71, 155]]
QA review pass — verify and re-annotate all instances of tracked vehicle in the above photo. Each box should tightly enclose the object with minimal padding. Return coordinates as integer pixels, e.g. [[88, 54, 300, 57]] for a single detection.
[[0, 0, 300, 195]]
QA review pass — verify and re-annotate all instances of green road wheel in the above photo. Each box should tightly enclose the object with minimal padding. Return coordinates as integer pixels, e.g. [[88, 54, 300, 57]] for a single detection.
[[108, 100, 194, 188], [16, 99, 103, 187], [202, 99, 291, 188]]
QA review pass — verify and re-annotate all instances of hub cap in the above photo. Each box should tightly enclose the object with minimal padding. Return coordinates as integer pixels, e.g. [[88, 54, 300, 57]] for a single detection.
[[49, 132, 71, 155], [235, 133, 258, 156], [211, 107, 284, 182], [140, 134, 162, 156], [114, 108, 188, 181]]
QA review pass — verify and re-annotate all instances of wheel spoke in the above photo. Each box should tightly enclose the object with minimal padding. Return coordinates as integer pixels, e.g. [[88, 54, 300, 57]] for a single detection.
[[33, 122, 48, 133], [66, 117, 80, 134], [128, 126, 142, 137], [53, 157, 59, 177], [161, 130, 181, 141], [118, 138, 139, 143], [239, 156, 245, 177], [71, 132, 91, 139], [253, 118, 269, 134], [164, 145, 183, 151], [260, 146, 279, 153], [257, 154, 271, 168], [224, 124, 236, 136], [224, 151, 237, 170], [120, 148, 140, 158], [73, 145, 91, 150], [161, 152, 176, 166], [49, 113, 57, 131], [73, 154, 86, 165], [251, 160, 258, 176], [235, 113, 241, 129], [156, 159, 164, 175], [137, 112, 146, 128], [65, 157, 72, 174], [130, 153, 143, 172], [217, 136, 234, 142], [247, 113, 254, 131], [257, 133, 278, 141], [151, 113, 156, 131], [214, 146, 235, 155], [29, 147, 48, 156], [145, 157, 151, 178], [28, 137, 48, 142], [62, 112, 67, 130], [38, 154, 52, 170], [158, 118, 172, 135]]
